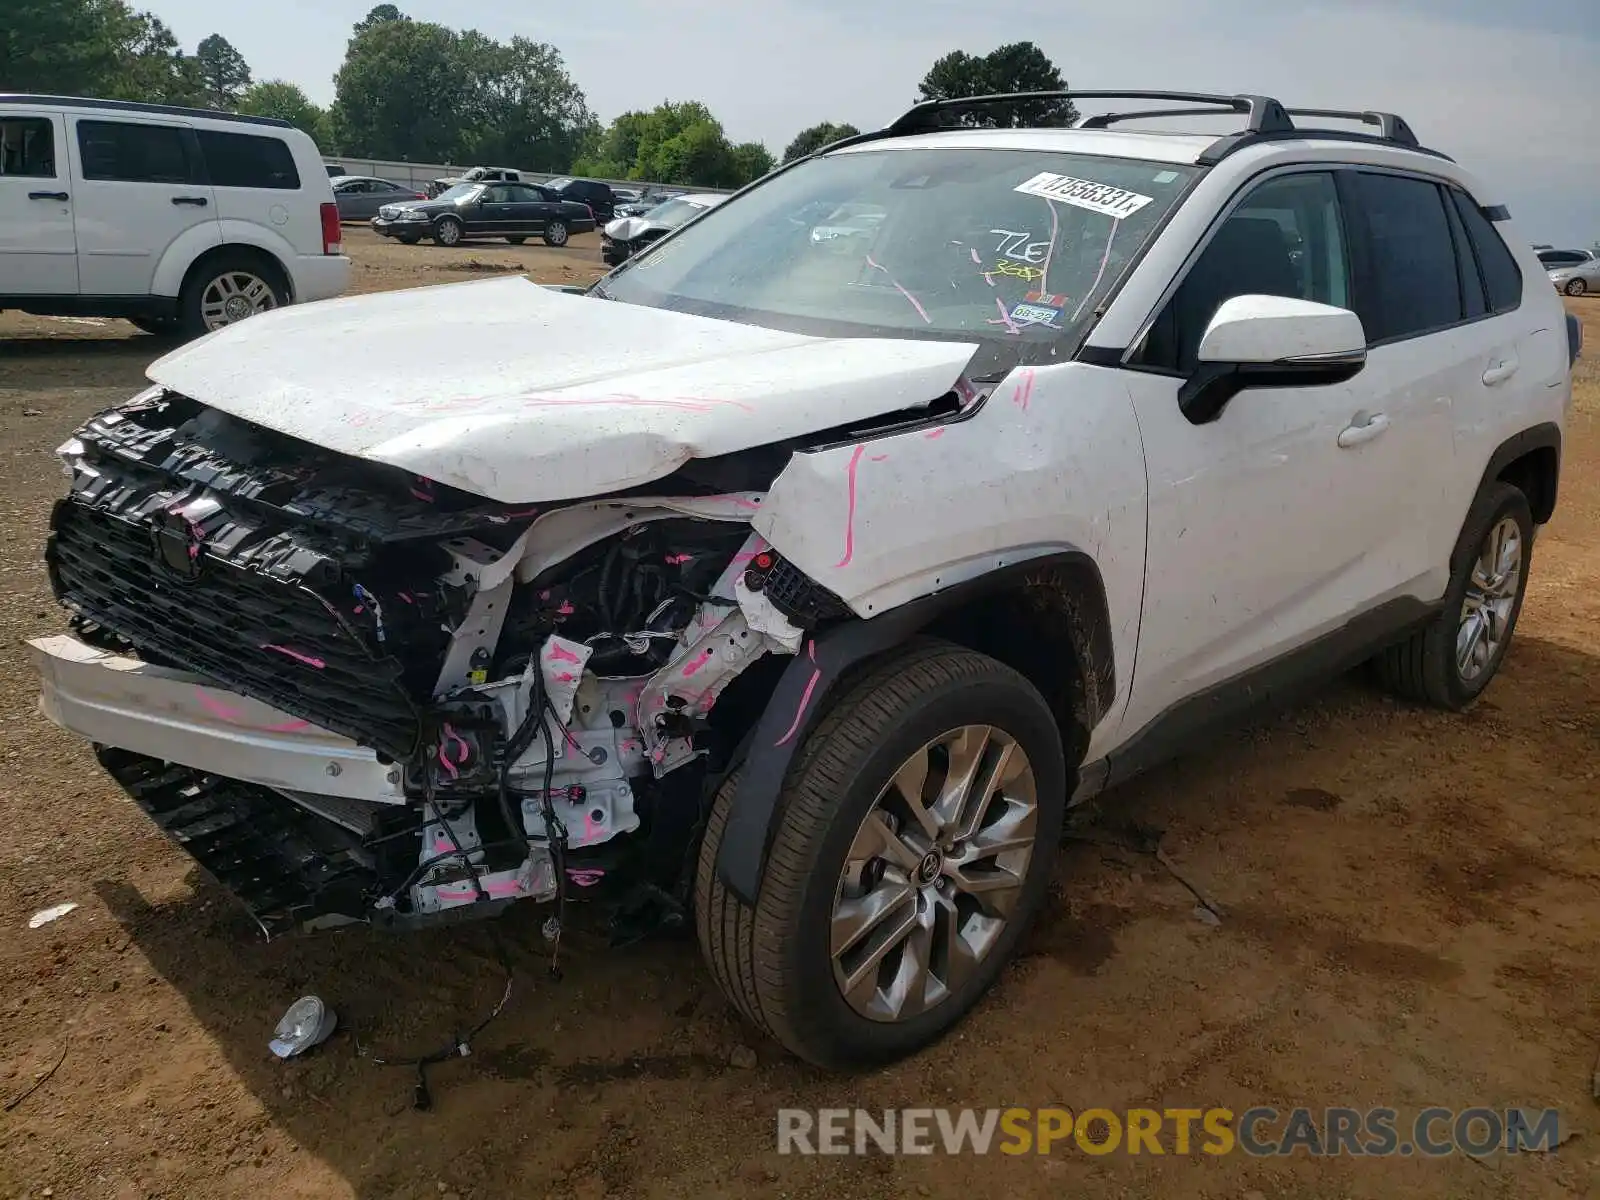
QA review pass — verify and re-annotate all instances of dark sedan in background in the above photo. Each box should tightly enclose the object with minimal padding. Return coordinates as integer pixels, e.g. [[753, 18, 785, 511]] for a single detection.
[[601, 193, 725, 264], [330, 175, 427, 221], [371, 181, 598, 247]]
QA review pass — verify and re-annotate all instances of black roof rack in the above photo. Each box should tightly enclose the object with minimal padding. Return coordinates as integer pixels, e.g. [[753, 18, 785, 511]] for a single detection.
[[0, 94, 292, 129], [866, 89, 1449, 165], [887, 90, 1294, 137]]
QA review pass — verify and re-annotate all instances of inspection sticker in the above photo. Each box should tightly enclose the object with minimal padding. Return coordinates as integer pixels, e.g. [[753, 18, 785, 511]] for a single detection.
[[1008, 302, 1063, 328], [1013, 172, 1154, 219]]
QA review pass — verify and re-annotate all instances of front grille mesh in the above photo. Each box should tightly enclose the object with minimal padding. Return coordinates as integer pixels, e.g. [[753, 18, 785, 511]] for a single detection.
[[49, 501, 420, 757]]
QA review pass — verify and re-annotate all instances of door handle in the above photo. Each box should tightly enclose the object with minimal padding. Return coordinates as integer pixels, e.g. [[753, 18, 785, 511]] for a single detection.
[[28, 190, 69, 201], [171, 196, 209, 207], [1482, 358, 1519, 386], [1337, 411, 1390, 448]]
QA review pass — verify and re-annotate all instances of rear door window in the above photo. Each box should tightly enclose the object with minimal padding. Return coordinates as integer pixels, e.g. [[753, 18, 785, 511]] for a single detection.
[[196, 130, 300, 189], [77, 119, 196, 184], [0, 116, 57, 177], [1349, 172, 1462, 342]]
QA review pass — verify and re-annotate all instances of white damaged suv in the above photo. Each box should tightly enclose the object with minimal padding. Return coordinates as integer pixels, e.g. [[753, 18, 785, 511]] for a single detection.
[[30, 91, 1579, 1069]]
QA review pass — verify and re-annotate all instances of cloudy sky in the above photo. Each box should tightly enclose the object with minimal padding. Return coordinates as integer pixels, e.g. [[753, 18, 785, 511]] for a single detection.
[[160, 0, 1596, 245]]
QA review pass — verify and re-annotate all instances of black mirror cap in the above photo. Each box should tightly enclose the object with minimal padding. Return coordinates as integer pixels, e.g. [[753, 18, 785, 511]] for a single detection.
[[1178, 353, 1367, 425]]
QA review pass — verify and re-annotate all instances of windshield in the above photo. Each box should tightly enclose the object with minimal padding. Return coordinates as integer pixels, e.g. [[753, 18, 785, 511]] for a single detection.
[[435, 183, 483, 203], [600, 147, 1198, 350], [643, 197, 706, 228]]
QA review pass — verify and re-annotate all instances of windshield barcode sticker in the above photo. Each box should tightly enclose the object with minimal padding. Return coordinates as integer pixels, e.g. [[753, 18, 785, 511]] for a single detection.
[[1013, 172, 1155, 219]]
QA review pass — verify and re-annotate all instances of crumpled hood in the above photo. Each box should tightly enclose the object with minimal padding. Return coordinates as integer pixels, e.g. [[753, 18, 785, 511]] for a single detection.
[[605, 216, 655, 241], [145, 275, 977, 503]]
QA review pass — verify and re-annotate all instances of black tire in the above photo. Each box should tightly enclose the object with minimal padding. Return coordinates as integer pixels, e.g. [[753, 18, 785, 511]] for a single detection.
[[1565, 279, 1587, 297], [397, 234, 421, 246], [505, 236, 527, 245], [1374, 481, 1533, 709], [543, 220, 569, 248], [694, 640, 1067, 1070], [178, 252, 289, 338], [432, 216, 464, 247]]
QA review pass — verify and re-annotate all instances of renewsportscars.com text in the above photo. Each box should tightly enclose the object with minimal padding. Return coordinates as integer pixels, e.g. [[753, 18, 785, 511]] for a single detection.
[[776, 1106, 1563, 1157]]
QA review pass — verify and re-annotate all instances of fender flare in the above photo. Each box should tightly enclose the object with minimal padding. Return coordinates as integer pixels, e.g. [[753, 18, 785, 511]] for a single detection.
[[150, 221, 297, 299], [1468, 421, 1561, 532], [713, 549, 1111, 905]]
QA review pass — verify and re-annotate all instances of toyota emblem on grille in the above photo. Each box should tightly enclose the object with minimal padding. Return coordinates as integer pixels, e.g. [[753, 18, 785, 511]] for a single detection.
[[152, 509, 206, 582]]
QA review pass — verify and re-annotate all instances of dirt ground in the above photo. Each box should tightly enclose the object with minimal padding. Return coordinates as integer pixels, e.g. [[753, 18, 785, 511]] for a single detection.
[[1, 229, 1597, 1200]]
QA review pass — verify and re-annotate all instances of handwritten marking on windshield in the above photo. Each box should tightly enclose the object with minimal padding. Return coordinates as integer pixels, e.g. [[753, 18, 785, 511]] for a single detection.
[[864, 254, 932, 324], [992, 259, 1045, 282], [990, 297, 1021, 335], [1072, 220, 1119, 323], [989, 230, 1051, 264]]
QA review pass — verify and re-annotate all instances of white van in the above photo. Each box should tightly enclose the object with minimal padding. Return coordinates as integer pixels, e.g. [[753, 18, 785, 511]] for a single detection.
[[0, 95, 350, 336]]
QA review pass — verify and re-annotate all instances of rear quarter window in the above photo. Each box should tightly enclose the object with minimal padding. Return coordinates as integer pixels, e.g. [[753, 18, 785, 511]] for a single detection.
[[1449, 190, 1522, 314], [197, 130, 301, 190], [1350, 172, 1462, 342]]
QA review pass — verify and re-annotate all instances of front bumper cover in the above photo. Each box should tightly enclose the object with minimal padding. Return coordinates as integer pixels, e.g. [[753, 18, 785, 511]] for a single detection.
[[28, 634, 404, 804]]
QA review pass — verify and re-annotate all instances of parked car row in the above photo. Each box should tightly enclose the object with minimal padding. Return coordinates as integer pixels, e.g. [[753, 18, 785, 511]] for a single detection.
[[371, 180, 597, 246], [1539, 247, 1598, 296]]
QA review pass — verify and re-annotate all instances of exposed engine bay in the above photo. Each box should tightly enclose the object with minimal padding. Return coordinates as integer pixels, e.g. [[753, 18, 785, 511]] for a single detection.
[[46, 388, 838, 937]]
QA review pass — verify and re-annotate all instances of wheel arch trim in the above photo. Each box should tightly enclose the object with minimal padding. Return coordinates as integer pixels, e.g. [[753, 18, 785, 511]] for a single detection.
[[712, 548, 1112, 905]]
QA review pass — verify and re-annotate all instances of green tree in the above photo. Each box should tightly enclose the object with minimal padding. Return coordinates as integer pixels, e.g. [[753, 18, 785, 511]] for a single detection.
[[109, 11, 204, 106], [194, 33, 251, 110], [0, 0, 127, 95], [781, 121, 859, 164], [354, 3, 405, 35], [916, 42, 1077, 128], [454, 34, 593, 170], [729, 141, 775, 184], [331, 16, 465, 160], [239, 80, 332, 146]]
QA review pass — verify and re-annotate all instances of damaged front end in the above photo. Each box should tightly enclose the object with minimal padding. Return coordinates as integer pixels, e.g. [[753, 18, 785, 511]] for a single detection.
[[32, 388, 838, 937]]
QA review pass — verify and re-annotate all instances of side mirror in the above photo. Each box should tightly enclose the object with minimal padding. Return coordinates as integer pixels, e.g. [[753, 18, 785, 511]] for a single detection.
[[1180, 294, 1367, 424]]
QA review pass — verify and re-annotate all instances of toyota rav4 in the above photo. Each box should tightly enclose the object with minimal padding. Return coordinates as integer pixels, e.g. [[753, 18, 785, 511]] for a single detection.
[[29, 91, 1581, 1070]]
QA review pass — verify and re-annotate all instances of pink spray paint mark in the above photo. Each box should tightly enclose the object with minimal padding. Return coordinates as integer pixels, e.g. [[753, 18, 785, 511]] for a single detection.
[[548, 642, 581, 665], [681, 649, 713, 678], [833, 444, 866, 569], [708, 494, 762, 510], [566, 868, 605, 888], [554, 671, 576, 683], [398, 592, 414, 604], [437, 722, 468, 780], [1073, 219, 1118, 323], [869, 454, 889, 463], [1011, 368, 1037, 412], [557, 600, 575, 616], [664, 553, 693, 565], [353, 604, 364, 614], [261, 645, 326, 669], [924, 427, 946, 440], [1040, 197, 1059, 298], [774, 640, 821, 748], [991, 297, 1021, 336], [864, 254, 932, 324], [516, 392, 755, 414], [437, 878, 529, 902], [194, 689, 310, 734]]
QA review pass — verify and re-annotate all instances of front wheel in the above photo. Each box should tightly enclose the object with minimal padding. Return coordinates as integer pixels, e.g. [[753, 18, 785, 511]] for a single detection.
[[1565, 278, 1588, 297], [1374, 481, 1533, 709], [695, 641, 1067, 1069], [543, 220, 569, 247], [432, 216, 463, 246]]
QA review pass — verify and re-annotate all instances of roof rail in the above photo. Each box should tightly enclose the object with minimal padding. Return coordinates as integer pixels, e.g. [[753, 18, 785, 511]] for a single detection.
[[887, 90, 1295, 137], [873, 89, 1449, 165], [0, 94, 293, 129]]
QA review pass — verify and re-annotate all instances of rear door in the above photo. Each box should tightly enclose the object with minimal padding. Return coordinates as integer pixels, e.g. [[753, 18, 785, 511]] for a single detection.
[[70, 115, 218, 296], [194, 127, 316, 255], [0, 107, 77, 295]]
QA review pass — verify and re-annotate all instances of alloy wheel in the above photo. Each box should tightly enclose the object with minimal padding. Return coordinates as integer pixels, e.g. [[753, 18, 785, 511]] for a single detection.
[[1457, 515, 1522, 683], [199, 271, 278, 331], [831, 724, 1038, 1023]]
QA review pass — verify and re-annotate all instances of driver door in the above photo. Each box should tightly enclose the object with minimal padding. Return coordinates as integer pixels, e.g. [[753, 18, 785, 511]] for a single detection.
[[1114, 169, 1424, 747]]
